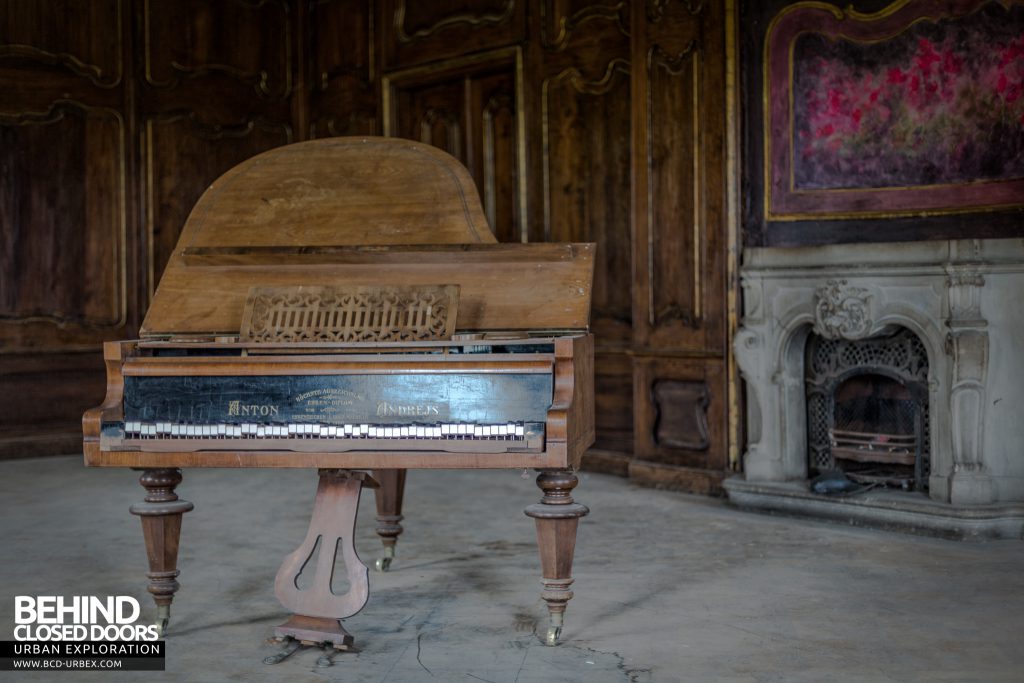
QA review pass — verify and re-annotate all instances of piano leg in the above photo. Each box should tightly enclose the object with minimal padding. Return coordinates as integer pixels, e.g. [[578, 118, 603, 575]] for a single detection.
[[372, 469, 406, 572], [129, 468, 194, 635], [524, 469, 589, 646]]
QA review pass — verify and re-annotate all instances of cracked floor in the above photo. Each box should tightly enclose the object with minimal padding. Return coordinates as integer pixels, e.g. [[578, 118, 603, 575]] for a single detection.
[[2, 456, 1023, 682]]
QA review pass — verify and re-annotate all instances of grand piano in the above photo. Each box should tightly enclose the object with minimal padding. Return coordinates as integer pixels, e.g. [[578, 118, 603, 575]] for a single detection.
[[83, 137, 595, 662]]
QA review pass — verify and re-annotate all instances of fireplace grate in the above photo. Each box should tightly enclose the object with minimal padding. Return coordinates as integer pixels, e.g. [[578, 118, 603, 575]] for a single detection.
[[806, 329, 930, 490]]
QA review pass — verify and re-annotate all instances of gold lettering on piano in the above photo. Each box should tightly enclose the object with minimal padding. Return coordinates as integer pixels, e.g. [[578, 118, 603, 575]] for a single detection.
[[376, 401, 441, 417], [227, 401, 280, 417]]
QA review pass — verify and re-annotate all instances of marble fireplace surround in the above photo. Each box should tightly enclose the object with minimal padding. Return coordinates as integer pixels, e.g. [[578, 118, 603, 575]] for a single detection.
[[725, 238, 1024, 538]]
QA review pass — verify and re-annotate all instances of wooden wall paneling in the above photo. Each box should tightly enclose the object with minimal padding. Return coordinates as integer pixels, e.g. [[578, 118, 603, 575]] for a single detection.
[[383, 48, 524, 242], [309, 0, 378, 138], [0, 0, 137, 458], [380, 0, 525, 69]]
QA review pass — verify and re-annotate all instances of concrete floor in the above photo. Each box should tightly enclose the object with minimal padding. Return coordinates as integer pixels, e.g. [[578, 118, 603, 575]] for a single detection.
[[1, 456, 1023, 682]]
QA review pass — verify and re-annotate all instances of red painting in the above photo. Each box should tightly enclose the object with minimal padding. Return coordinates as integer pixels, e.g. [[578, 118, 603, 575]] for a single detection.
[[765, 0, 1024, 220]]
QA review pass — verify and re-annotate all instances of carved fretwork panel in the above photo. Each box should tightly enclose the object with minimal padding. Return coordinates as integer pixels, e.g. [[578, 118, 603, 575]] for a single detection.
[[542, 59, 631, 344], [142, 0, 292, 100], [144, 115, 292, 293], [0, 0, 123, 88], [633, 357, 725, 469], [0, 103, 128, 350], [309, 0, 377, 138], [385, 51, 521, 242], [381, 0, 525, 69]]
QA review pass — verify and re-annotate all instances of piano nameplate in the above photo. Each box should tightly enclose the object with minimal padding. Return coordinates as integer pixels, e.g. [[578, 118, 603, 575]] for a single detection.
[[122, 373, 552, 425]]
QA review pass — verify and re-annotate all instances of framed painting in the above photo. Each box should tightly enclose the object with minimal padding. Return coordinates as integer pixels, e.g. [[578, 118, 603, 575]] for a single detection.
[[763, 0, 1024, 221]]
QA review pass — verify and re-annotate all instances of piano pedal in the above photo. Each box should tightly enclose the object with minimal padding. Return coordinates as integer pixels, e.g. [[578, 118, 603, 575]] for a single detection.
[[374, 546, 395, 573], [262, 637, 302, 665], [316, 644, 338, 668]]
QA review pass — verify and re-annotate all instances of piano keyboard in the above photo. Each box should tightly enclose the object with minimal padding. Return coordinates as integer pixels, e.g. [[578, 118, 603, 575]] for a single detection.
[[106, 420, 545, 454], [121, 421, 528, 440]]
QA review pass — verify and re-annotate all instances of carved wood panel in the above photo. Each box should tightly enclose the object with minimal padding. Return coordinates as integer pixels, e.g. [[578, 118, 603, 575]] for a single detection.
[[633, 356, 726, 470], [142, 0, 291, 100], [633, 0, 726, 353], [0, 102, 128, 350], [309, 0, 377, 138], [542, 58, 631, 343], [144, 115, 292, 291], [384, 50, 522, 242]]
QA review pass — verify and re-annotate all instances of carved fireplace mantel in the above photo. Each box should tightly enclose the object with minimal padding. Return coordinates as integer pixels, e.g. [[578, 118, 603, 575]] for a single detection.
[[726, 239, 1024, 538]]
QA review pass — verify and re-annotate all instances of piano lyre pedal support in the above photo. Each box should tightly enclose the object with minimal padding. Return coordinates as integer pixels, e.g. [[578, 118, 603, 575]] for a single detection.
[[265, 469, 376, 665]]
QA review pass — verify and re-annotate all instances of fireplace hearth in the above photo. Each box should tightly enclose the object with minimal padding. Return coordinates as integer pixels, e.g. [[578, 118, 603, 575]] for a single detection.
[[725, 238, 1024, 539]]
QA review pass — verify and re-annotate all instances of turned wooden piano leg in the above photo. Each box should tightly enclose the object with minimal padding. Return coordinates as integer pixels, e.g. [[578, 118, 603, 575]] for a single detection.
[[129, 468, 193, 635], [524, 469, 589, 646], [372, 468, 406, 572]]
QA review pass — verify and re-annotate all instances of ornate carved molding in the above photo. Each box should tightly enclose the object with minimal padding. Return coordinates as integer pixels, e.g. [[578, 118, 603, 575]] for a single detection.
[[393, 0, 515, 44], [0, 0, 123, 88], [540, 1, 630, 52], [813, 280, 872, 340], [647, 0, 705, 23], [142, 0, 291, 98]]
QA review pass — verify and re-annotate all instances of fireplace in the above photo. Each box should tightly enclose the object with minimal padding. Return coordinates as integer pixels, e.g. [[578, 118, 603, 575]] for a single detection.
[[806, 330, 929, 491], [725, 238, 1024, 538]]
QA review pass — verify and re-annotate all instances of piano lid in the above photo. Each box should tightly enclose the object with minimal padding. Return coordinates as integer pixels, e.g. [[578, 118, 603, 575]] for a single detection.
[[142, 137, 594, 337]]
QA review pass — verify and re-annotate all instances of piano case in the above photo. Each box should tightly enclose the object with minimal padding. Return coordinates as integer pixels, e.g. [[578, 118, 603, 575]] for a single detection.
[[82, 137, 595, 656]]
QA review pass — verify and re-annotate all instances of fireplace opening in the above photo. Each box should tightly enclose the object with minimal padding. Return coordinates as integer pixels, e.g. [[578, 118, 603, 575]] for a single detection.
[[806, 329, 929, 492]]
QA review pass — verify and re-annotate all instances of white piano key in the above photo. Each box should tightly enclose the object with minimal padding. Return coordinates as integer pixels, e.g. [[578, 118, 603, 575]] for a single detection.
[[485, 426, 494, 437], [412, 426, 422, 438], [257, 426, 266, 438], [170, 424, 179, 437], [344, 424, 353, 435], [441, 424, 450, 436], [368, 426, 378, 437], [287, 423, 296, 435], [498, 425, 508, 436], [515, 424, 525, 438], [217, 424, 226, 436], [312, 424, 321, 436], [507, 422, 516, 434], [385, 427, 394, 438], [398, 427, 407, 438], [431, 426, 442, 438], [359, 424, 369, 435], [473, 425, 482, 437], [148, 424, 157, 437]]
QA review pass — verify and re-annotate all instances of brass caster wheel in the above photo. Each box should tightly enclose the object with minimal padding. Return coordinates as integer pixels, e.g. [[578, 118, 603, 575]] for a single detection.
[[375, 556, 393, 572], [154, 605, 170, 637], [543, 626, 561, 647]]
